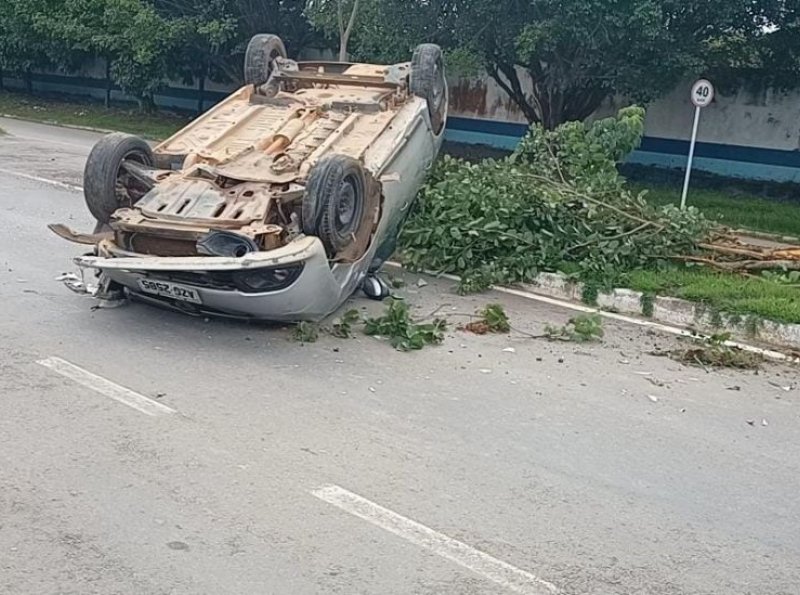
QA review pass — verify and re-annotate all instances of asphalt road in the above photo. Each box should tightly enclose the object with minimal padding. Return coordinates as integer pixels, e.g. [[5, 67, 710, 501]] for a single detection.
[[1, 118, 799, 595]]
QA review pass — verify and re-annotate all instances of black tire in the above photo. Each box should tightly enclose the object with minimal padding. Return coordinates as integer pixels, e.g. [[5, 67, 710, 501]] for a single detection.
[[83, 133, 154, 224], [410, 43, 447, 134], [244, 34, 287, 88], [303, 155, 366, 256]]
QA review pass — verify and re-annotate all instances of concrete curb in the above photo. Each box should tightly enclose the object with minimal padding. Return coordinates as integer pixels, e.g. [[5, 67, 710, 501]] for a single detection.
[[525, 272, 800, 352]]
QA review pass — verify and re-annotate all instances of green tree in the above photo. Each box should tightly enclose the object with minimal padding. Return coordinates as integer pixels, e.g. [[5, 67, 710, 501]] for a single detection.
[[153, 0, 237, 111], [345, 0, 785, 128], [0, 0, 67, 90], [35, 0, 181, 109], [305, 0, 364, 60], [718, 0, 800, 90], [231, 0, 318, 58]]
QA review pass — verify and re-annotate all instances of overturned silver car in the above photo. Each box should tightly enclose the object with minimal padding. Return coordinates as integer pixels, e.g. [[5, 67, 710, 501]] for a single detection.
[[52, 34, 447, 321]]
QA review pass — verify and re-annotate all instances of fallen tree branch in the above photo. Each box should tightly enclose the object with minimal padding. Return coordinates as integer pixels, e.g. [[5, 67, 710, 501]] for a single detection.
[[698, 243, 769, 260], [565, 222, 654, 254]]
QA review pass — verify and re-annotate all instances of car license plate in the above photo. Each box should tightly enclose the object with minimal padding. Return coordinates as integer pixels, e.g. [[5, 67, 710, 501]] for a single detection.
[[137, 279, 202, 304]]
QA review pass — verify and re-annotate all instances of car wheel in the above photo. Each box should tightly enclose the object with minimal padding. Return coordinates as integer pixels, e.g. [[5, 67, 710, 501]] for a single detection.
[[83, 133, 155, 224], [304, 155, 367, 257], [244, 34, 287, 89], [410, 43, 447, 134]]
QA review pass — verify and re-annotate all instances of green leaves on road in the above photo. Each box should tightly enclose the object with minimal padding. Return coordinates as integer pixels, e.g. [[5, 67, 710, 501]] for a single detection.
[[364, 300, 447, 352]]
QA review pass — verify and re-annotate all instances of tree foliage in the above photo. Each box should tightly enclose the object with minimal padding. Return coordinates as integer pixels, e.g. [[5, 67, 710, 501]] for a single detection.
[[0, 0, 794, 120], [399, 107, 713, 292], [0, 0, 316, 107], [339, 0, 792, 127], [0, 0, 66, 86], [305, 0, 364, 60]]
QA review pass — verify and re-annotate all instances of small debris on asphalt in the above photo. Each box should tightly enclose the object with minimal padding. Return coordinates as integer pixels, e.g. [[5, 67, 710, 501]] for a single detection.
[[768, 382, 795, 392], [747, 420, 755, 426], [155, 392, 166, 399], [633, 371, 653, 376], [557, 357, 564, 364], [680, 408, 687, 413], [416, 278, 428, 288], [463, 321, 491, 335], [647, 395, 659, 403], [480, 369, 492, 374], [646, 377, 666, 388], [368, 386, 376, 393], [726, 385, 742, 391], [502, 347, 516, 354], [762, 419, 769, 427]]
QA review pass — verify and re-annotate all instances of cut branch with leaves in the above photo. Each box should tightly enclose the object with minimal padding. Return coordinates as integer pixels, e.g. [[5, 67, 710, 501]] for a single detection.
[[306, 0, 363, 61]]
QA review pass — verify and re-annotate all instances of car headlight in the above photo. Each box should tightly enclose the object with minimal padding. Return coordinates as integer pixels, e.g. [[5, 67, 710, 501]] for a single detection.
[[231, 264, 304, 293]]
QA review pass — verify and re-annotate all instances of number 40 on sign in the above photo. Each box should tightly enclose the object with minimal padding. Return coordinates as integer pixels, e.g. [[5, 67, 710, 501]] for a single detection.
[[681, 79, 715, 209]]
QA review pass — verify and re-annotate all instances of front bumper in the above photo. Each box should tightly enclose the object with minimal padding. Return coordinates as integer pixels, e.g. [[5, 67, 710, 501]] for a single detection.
[[73, 236, 360, 322]]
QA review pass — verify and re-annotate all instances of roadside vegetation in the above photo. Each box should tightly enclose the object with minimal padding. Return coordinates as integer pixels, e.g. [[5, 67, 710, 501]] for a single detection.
[[626, 268, 800, 325], [398, 107, 800, 329], [0, 91, 185, 140], [1, 1, 797, 129], [400, 107, 711, 293], [638, 184, 800, 239]]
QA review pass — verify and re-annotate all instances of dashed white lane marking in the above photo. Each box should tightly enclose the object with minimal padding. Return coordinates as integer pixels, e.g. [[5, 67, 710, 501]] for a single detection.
[[37, 357, 175, 417], [311, 485, 559, 595], [0, 168, 83, 193]]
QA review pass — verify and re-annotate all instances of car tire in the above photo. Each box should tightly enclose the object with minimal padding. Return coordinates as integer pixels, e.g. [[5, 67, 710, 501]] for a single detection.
[[244, 34, 287, 89], [83, 133, 155, 224], [303, 155, 367, 256], [410, 43, 447, 134]]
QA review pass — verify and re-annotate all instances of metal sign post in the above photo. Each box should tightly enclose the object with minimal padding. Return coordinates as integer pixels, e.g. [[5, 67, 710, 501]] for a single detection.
[[681, 79, 715, 209]]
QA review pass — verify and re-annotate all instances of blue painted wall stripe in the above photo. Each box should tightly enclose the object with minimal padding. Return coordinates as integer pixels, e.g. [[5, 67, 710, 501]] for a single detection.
[[447, 116, 528, 137], [5, 71, 799, 179], [640, 137, 800, 168], [447, 115, 800, 170]]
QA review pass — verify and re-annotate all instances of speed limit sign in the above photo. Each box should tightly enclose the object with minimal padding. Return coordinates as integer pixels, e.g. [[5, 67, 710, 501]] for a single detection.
[[691, 79, 715, 108], [681, 79, 716, 209]]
